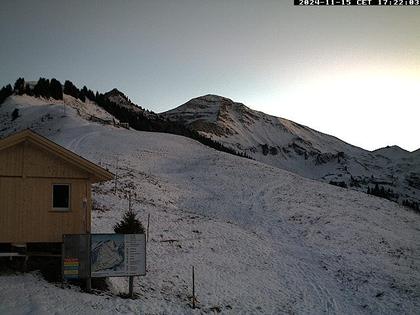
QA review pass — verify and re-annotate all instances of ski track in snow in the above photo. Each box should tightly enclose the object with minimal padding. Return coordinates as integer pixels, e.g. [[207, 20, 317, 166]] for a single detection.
[[0, 96, 419, 314]]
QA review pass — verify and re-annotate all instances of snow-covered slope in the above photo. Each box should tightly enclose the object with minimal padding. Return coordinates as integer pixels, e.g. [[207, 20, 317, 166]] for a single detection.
[[1, 95, 419, 314], [163, 95, 420, 205]]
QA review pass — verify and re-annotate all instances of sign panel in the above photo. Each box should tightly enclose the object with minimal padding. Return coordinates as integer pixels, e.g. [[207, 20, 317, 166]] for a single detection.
[[91, 234, 146, 277], [62, 234, 90, 280]]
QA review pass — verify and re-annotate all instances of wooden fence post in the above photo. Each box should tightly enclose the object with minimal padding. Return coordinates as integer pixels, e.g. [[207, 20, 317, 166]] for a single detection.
[[114, 157, 119, 194], [192, 266, 195, 309]]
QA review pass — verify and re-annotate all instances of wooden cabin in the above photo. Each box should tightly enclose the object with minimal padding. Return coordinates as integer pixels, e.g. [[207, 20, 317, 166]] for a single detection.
[[0, 130, 113, 244]]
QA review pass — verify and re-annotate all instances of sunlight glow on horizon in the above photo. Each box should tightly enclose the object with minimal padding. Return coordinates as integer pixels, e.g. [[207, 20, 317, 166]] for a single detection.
[[251, 67, 420, 152]]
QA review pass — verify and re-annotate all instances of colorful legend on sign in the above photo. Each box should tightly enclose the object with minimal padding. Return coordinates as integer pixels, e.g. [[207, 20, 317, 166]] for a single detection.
[[63, 258, 80, 279]]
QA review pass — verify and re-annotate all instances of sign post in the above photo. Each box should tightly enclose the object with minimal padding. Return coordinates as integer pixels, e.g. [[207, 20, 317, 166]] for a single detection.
[[192, 266, 195, 309], [129, 276, 134, 298]]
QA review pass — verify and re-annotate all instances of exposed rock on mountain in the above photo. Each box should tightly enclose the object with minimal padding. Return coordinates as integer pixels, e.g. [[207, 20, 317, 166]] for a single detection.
[[163, 94, 420, 205]]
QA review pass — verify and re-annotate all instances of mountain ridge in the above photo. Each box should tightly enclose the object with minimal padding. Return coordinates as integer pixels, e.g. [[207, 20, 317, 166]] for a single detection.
[[163, 94, 420, 207], [1, 79, 418, 208]]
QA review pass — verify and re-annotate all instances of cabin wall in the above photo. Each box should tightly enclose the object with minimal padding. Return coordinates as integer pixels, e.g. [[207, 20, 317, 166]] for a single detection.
[[0, 143, 24, 176], [24, 142, 91, 178], [0, 141, 93, 243]]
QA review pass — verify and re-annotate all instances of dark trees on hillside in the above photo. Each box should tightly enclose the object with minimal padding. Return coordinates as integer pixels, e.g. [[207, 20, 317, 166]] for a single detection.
[[14, 78, 25, 95], [33, 78, 51, 98], [367, 184, 399, 202], [78, 89, 86, 102], [63, 82, 94, 102], [50, 78, 63, 100], [329, 180, 348, 188], [4, 77, 252, 161], [261, 144, 269, 156], [0, 84, 13, 104], [260, 144, 278, 156], [10, 77, 62, 100], [349, 176, 361, 188], [94, 92, 253, 160], [25, 83, 33, 96], [402, 200, 419, 212], [80, 86, 95, 101], [78, 86, 95, 102], [63, 80, 80, 99]]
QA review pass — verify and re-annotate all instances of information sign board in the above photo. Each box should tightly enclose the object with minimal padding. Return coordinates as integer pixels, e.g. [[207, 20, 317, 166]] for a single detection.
[[90, 234, 146, 277]]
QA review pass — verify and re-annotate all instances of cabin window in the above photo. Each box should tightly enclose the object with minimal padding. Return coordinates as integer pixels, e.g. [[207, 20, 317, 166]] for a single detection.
[[52, 184, 70, 210]]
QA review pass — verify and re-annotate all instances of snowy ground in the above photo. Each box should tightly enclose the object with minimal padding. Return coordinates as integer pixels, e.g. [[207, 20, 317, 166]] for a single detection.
[[0, 96, 419, 314]]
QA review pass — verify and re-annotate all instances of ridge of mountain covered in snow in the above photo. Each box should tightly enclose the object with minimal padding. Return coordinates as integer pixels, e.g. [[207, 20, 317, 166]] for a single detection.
[[0, 94, 419, 314], [103, 88, 160, 120], [373, 145, 412, 160], [162, 94, 420, 206]]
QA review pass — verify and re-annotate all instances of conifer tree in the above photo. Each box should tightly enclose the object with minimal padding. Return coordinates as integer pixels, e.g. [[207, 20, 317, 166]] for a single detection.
[[14, 78, 25, 95], [0, 84, 13, 104], [78, 86, 87, 102], [63, 80, 80, 99], [50, 78, 63, 100], [33, 78, 50, 98], [114, 210, 145, 234], [85, 87, 95, 101], [11, 108, 20, 121], [24, 83, 33, 96]]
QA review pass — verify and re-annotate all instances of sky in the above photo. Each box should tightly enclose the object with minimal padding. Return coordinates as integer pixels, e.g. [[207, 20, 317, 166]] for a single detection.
[[0, 0, 419, 151]]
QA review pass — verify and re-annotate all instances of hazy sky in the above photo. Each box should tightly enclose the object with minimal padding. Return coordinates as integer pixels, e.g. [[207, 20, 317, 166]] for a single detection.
[[1, 0, 419, 151]]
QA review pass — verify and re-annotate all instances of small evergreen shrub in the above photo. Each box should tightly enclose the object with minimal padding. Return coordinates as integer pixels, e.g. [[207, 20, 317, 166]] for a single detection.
[[114, 210, 145, 234], [11, 108, 20, 121]]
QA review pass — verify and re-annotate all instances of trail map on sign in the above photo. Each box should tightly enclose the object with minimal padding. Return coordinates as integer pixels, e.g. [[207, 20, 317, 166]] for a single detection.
[[91, 234, 125, 276], [91, 234, 146, 277]]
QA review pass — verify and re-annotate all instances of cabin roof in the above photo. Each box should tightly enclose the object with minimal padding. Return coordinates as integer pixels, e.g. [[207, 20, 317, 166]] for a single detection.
[[0, 129, 114, 183]]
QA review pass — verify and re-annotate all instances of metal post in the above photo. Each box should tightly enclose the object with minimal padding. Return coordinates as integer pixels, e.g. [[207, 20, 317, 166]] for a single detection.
[[146, 213, 150, 242], [192, 266, 195, 309], [86, 234, 92, 293], [129, 276, 134, 298], [61, 242, 64, 288], [23, 255, 28, 272]]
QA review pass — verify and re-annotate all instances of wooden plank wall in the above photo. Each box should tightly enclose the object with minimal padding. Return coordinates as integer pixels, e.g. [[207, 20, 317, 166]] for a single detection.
[[0, 141, 93, 243]]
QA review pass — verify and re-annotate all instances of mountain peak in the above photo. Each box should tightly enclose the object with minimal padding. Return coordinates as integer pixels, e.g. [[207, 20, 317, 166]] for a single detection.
[[373, 145, 410, 159], [162, 94, 240, 128], [194, 94, 233, 102], [104, 88, 132, 106], [105, 88, 126, 98]]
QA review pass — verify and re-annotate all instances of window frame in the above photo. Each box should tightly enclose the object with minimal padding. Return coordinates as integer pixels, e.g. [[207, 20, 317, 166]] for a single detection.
[[51, 183, 71, 211]]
